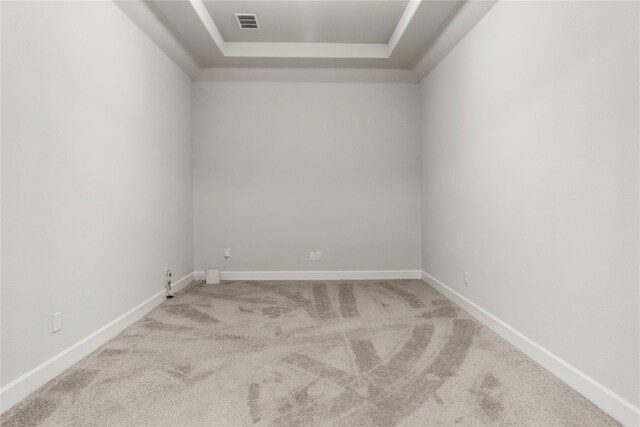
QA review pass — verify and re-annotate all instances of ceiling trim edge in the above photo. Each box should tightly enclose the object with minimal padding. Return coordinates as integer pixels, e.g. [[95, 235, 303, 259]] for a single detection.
[[412, 0, 497, 81], [114, 0, 199, 79], [195, 68, 420, 84], [387, 0, 421, 55]]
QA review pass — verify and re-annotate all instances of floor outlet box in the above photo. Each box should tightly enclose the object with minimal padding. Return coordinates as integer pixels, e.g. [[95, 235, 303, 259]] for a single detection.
[[206, 269, 220, 284]]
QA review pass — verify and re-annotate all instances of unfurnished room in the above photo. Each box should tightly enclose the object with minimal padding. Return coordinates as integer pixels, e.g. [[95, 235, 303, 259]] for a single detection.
[[0, 0, 639, 426]]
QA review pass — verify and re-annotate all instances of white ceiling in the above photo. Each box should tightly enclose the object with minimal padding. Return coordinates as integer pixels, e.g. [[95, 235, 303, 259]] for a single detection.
[[205, 1, 409, 44], [117, 0, 497, 81]]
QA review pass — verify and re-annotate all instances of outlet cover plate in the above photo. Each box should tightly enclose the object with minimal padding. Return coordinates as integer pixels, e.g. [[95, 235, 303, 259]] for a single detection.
[[52, 312, 61, 333]]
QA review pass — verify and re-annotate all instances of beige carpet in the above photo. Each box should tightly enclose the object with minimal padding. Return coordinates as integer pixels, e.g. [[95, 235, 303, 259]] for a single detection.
[[1, 280, 620, 426]]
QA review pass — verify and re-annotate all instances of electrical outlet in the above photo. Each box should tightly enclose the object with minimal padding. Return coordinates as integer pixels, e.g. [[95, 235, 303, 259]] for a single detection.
[[464, 271, 469, 286], [52, 312, 61, 333], [315, 251, 321, 261], [309, 251, 316, 261], [224, 248, 231, 259]]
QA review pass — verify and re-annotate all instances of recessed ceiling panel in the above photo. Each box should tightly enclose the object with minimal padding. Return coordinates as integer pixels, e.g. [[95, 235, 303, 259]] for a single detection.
[[146, 0, 466, 69], [204, 1, 409, 44]]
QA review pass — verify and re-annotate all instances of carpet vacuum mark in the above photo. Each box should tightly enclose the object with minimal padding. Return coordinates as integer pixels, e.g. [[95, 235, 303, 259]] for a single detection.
[[1, 280, 620, 426]]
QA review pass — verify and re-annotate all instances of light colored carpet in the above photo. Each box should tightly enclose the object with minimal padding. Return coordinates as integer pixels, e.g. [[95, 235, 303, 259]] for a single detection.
[[1, 280, 620, 426]]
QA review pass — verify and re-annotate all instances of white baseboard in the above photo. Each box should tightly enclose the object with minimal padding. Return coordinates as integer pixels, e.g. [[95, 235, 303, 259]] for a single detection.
[[0, 272, 195, 414], [209, 270, 422, 281], [421, 271, 640, 427]]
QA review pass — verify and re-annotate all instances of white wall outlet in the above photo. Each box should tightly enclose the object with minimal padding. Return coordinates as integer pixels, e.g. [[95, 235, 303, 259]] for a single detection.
[[309, 251, 316, 261], [52, 312, 61, 333], [315, 251, 322, 261], [224, 248, 231, 259], [464, 271, 469, 285]]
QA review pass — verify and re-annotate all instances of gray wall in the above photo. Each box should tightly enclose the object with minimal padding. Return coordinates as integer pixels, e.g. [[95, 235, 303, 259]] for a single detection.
[[420, 1, 639, 406], [1, 1, 194, 387], [193, 82, 421, 272]]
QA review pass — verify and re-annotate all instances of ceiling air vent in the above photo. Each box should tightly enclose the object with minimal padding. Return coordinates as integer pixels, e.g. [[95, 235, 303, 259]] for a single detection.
[[235, 13, 259, 30]]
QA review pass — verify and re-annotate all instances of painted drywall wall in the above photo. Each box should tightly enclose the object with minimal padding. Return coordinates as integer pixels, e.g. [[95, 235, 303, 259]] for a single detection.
[[193, 82, 421, 272], [1, 1, 193, 388], [420, 0, 639, 407]]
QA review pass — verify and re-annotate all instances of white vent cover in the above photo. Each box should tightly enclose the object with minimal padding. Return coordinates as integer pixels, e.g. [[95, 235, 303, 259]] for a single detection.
[[235, 13, 259, 30]]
